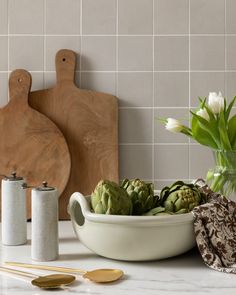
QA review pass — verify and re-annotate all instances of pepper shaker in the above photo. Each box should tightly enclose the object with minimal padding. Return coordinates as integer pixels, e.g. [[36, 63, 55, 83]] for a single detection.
[[1, 172, 27, 245], [31, 181, 58, 261]]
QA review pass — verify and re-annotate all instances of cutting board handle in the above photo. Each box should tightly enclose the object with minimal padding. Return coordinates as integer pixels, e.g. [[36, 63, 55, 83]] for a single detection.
[[9, 69, 31, 103], [56, 49, 76, 84]]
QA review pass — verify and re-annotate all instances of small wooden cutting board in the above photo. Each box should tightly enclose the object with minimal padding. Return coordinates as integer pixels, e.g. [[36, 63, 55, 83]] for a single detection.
[[0, 69, 71, 219], [29, 49, 119, 219]]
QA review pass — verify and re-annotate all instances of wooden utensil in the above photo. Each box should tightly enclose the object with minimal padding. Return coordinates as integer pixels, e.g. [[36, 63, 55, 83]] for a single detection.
[[5, 262, 124, 283], [0, 266, 76, 289], [29, 49, 119, 219], [0, 69, 71, 219]]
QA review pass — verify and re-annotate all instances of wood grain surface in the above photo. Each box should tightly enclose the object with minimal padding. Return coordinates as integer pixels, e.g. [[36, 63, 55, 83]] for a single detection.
[[0, 69, 71, 219], [29, 49, 119, 219]]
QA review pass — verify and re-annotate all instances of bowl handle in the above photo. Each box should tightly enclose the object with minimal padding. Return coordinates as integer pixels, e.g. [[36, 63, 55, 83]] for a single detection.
[[67, 192, 89, 226]]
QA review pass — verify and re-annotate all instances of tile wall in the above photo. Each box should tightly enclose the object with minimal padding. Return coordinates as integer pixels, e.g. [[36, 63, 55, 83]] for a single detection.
[[0, 0, 235, 188]]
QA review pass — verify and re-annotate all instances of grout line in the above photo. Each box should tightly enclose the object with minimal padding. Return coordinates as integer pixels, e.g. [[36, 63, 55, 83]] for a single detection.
[[152, 0, 155, 184], [7, 0, 9, 102], [43, 0, 46, 87], [116, 0, 119, 97], [188, 0, 191, 183], [224, 0, 227, 96], [119, 142, 199, 146], [2, 69, 236, 73], [119, 106, 191, 109], [2, 33, 236, 37]]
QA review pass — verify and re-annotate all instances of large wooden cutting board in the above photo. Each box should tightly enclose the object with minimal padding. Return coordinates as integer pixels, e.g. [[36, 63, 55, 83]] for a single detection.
[[29, 49, 119, 219], [0, 69, 71, 219]]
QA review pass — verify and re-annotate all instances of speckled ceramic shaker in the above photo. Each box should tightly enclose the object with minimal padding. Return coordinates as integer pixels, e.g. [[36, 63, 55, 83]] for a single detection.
[[1, 172, 27, 245], [31, 182, 58, 261]]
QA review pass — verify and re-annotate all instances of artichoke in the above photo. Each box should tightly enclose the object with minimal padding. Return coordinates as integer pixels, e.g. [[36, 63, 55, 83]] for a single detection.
[[121, 178, 157, 215], [160, 181, 203, 213], [91, 180, 132, 215], [144, 181, 205, 216]]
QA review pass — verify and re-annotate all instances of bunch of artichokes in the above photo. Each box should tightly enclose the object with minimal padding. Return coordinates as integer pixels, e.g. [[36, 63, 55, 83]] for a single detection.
[[91, 180, 133, 215], [91, 179, 205, 216], [121, 178, 157, 215], [144, 181, 206, 216]]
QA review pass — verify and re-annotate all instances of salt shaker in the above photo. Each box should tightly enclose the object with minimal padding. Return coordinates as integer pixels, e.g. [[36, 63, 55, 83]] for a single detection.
[[31, 181, 58, 261], [1, 172, 27, 245]]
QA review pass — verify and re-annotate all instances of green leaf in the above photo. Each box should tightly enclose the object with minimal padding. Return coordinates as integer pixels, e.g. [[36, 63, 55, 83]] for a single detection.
[[225, 96, 236, 121], [218, 111, 232, 150], [228, 114, 236, 149], [191, 111, 220, 146], [191, 116, 218, 149], [198, 97, 207, 109]]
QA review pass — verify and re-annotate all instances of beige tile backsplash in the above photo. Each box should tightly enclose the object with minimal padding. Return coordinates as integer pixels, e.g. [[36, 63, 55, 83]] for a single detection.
[[0, 0, 235, 188]]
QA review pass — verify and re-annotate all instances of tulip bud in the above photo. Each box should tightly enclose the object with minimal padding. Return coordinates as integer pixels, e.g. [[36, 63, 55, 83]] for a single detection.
[[165, 118, 183, 133], [208, 91, 224, 114], [196, 108, 210, 121]]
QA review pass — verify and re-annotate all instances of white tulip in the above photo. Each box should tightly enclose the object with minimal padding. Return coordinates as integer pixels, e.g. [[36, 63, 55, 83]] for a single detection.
[[196, 108, 210, 121], [208, 91, 224, 114], [165, 118, 183, 133]]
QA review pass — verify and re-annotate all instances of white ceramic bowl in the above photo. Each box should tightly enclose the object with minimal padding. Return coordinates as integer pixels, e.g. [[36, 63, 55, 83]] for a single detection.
[[68, 192, 196, 261]]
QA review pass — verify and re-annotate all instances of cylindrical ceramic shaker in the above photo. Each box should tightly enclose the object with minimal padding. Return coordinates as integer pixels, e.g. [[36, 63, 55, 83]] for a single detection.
[[31, 181, 58, 261], [1, 172, 27, 245]]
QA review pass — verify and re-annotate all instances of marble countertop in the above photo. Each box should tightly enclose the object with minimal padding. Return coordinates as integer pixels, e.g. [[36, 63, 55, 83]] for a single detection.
[[0, 221, 235, 295]]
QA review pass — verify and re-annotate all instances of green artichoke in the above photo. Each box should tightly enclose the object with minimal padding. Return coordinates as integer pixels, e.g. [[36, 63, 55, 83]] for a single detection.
[[121, 178, 157, 215], [144, 181, 205, 216], [160, 181, 203, 213], [91, 180, 133, 215]]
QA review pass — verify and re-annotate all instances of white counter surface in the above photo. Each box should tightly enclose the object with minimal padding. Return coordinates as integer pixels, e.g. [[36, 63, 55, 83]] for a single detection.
[[0, 221, 235, 295]]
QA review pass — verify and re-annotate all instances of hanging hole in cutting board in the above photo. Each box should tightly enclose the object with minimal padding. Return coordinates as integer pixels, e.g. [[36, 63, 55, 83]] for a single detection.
[[62, 58, 66, 62], [18, 78, 22, 83]]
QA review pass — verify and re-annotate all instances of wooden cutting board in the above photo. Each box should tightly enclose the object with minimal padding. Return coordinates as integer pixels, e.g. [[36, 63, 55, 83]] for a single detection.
[[0, 69, 71, 219], [29, 49, 119, 219]]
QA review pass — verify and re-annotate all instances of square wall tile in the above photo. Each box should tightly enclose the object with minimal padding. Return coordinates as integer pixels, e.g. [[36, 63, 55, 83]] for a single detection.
[[30, 72, 44, 91], [0, 0, 8, 34], [190, 72, 225, 107], [226, 36, 236, 70], [0, 37, 8, 71], [226, 72, 236, 99], [189, 144, 214, 180], [119, 109, 153, 143], [119, 145, 153, 180], [81, 72, 116, 95], [0, 73, 8, 107], [118, 72, 153, 107], [154, 36, 189, 71], [154, 109, 189, 143], [226, 0, 236, 33], [154, 145, 189, 179], [154, 0, 189, 34], [81, 36, 116, 71], [190, 36, 225, 71], [154, 72, 189, 107], [46, 0, 80, 34], [9, 36, 44, 71], [82, 0, 116, 34], [190, 0, 225, 34], [9, 0, 44, 34], [118, 0, 153, 35], [45, 36, 80, 71], [118, 36, 153, 71]]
